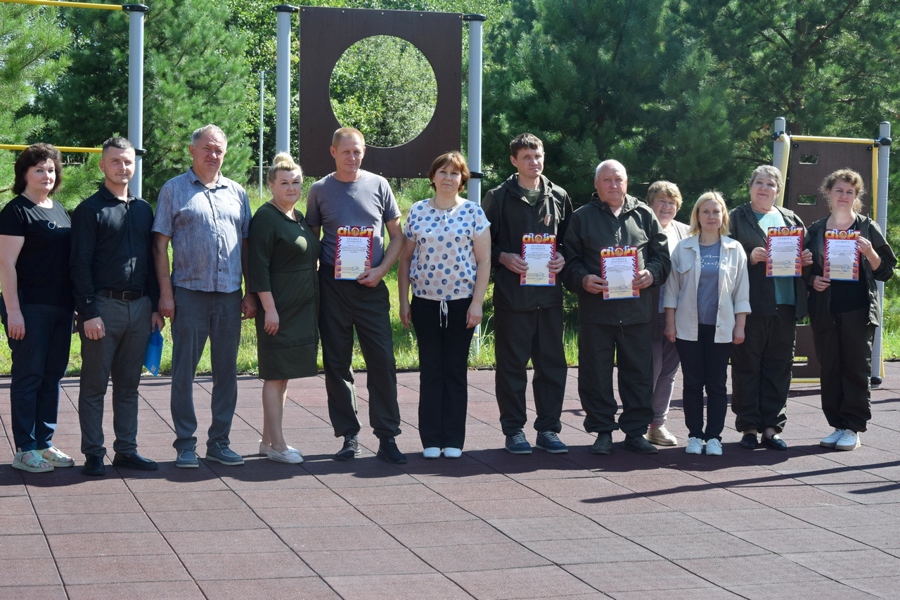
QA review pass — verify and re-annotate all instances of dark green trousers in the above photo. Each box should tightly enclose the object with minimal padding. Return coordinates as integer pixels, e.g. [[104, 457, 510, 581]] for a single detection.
[[318, 270, 401, 440], [577, 321, 654, 437], [494, 307, 568, 436]]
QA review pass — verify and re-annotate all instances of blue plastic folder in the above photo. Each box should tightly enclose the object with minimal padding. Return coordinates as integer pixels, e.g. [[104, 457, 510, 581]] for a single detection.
[[143, 328, 163, 376]]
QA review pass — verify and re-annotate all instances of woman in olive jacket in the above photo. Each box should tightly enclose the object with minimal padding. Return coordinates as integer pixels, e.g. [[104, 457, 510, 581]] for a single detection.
[[805, 169, 896, 452]]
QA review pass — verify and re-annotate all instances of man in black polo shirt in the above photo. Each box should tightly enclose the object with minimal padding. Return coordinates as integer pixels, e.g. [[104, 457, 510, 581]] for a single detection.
[[70, 137, 164, 476]]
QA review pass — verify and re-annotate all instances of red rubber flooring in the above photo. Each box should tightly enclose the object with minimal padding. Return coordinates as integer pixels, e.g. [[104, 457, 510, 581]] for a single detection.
[[2, 364, 900, 599]]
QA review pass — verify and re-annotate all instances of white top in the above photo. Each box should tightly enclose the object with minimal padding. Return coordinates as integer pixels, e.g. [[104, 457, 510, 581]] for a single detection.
[[663, 234, 751, 343], [403, 199, 489, 301]]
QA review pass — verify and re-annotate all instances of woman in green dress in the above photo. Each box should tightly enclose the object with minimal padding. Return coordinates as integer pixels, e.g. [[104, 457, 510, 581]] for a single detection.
[[249, 153, 320, 464]]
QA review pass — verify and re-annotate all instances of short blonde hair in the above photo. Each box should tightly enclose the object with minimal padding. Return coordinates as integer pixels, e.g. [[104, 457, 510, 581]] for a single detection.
[[689, 191, 730, 236], [332, 127, 364, 148], [268, 152, 302, 183], [646, 180, 682, 209]]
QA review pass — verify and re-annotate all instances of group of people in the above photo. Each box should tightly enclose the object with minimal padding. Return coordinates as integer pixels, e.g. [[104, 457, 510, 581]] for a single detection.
[[0, 125, 894, 475]]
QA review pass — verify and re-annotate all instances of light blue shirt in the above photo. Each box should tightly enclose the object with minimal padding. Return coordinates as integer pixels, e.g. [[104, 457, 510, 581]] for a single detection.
[[152, 168, 251, 293]]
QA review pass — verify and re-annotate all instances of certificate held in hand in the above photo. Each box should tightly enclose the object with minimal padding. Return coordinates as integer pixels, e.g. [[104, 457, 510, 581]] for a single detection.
[[334, 225, 374, 280], [520, 233, 557, 286], [766, 226, 803, 277], [600, 245, 639, 300], [824, 229, 860, 281]]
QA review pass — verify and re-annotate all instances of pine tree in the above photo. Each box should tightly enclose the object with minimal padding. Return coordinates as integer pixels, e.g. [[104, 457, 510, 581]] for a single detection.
[[0, 3, 71, 202]]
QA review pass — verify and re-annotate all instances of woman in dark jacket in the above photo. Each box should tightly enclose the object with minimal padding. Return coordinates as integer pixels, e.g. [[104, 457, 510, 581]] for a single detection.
[[728, 165, 812, 450], [805, 169, 896, 451]]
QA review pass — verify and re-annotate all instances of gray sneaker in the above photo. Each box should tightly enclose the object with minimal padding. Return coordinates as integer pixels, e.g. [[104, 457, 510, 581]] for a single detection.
[[175, 448, 199, 468], [205, 443, 244, 466]]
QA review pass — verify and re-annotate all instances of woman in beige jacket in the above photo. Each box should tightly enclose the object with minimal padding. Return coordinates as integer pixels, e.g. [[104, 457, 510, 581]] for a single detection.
[[664, 192, 751, 456]]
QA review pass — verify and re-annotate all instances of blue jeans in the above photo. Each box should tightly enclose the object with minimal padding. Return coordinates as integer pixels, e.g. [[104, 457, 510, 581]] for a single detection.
[[0, 297, 73, 451], [78, 295, 152, 457], [170, 287, 242, 451]]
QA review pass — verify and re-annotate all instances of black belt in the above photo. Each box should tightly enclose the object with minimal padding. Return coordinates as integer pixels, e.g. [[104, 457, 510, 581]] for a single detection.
[[96, 289, 145, 301]]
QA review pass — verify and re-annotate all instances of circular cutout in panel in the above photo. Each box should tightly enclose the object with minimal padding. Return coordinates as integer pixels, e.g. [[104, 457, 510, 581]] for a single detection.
[[329, 35, 437, 148]]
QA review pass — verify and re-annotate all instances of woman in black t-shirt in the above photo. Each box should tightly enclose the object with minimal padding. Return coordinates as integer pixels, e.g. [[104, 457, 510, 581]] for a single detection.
[[805, 169, 896, 452], [0, 143, 76, 473]]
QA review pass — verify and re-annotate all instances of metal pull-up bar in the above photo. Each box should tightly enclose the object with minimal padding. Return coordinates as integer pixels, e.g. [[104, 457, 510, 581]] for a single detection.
[[1, 0, 147, 195]]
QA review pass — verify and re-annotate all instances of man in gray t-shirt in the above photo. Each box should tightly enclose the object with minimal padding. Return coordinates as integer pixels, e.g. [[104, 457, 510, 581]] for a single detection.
[[306, 127, 406, 464]]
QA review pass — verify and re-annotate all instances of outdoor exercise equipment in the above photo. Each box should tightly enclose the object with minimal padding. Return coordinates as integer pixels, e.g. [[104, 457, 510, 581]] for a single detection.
[[771, 117, 892, 384], [0, 0, 147, 196]]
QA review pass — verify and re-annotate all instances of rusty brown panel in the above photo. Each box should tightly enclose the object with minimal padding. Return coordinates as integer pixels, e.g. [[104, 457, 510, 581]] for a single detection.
[[784, 140, 874, 227], [792, 325, 821, 379], [298, 6, 463, 178]]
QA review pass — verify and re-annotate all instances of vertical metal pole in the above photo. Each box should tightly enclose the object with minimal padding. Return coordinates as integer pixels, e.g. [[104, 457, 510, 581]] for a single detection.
[[274, 6, 298, 154], [125, 5, 149, 197], [259, 70, 266, 200], [873, 121, 891, 383], [464, 13, 486, 353], [772, 116, 786, 172]]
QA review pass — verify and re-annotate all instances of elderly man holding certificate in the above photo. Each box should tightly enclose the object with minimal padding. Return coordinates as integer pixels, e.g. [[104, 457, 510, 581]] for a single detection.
[[562, 160, 670, 455], [805, 169, 896, 452]]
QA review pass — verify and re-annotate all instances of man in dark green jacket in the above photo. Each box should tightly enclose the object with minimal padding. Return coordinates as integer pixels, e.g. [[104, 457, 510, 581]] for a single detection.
[[562, 160, 670, 455], [482, 134, 573, 455]]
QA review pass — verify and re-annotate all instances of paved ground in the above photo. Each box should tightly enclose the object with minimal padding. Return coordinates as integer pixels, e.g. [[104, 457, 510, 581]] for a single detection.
[[2, 363, 900, 599]]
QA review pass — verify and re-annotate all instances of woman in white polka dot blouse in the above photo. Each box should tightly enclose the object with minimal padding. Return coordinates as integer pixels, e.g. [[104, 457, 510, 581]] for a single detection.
[[398, 151, 492, 459]]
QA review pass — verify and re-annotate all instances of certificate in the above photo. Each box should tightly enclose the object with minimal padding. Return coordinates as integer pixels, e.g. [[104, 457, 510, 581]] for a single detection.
[[600, 246, 639, 300], [334, 225, 374, 280], [766, 226, 803, 277], [824, 229, 860, 281], [520, 233, 557, 286]]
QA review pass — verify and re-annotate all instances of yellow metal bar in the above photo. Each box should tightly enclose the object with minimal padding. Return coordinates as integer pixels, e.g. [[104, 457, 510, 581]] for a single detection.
[[0, 144, 102, 154], [0, 0, 122, 10], [792, 378, 820, 384], [789, 135, 875, 145], [870, 141, 879, 218]]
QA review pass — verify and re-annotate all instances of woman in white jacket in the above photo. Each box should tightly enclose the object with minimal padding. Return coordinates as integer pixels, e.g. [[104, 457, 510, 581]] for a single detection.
[[664, 192, 751, 456]]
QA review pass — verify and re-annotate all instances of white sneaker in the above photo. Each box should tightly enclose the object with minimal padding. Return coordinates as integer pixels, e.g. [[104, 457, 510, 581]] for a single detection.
[[423, 447, 441, 459], [443, 447, 462, 459], [646, 425, 678, 446], [835, 430, 860, 451], [685, 437, 703, 455], [820, 429, 845, 449], [705, 438, 723, 456]]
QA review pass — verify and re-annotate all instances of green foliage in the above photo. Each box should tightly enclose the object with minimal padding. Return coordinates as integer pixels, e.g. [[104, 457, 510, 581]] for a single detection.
[[30, 0, 253, 201], [330, 36, 437, 148], [0, 3, 71, 200]]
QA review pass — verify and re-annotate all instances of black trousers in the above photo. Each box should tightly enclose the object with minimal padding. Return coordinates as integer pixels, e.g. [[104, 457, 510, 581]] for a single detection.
[[577, 321, 654, 437], [494, 307, 567, 436], [731, 304, 795, 433], [318, 270, 401, 440], [676, 324, 732, 441], [811, 307, 874, 433], [411, 296, 475, 449]]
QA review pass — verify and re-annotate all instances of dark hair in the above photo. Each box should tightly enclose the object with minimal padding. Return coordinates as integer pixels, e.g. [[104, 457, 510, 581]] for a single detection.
[[427, 151, 470, 192], [102, 137, 134, 152], [820, 168, 865, 212], [509, 133, 543, 158], [13, 143, 63, 195]]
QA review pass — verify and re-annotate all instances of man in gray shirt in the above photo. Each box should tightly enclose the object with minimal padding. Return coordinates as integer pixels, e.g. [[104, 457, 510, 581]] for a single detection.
[[306, 127, 406, 464], [152, 124, 256, 468]]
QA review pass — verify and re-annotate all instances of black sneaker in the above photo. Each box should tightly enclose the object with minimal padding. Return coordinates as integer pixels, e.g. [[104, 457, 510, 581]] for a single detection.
[[376, 437, 407, 464], [623, 435, 659, 454], [334, 435, 360, 461], [590, 432, 613, 455]]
